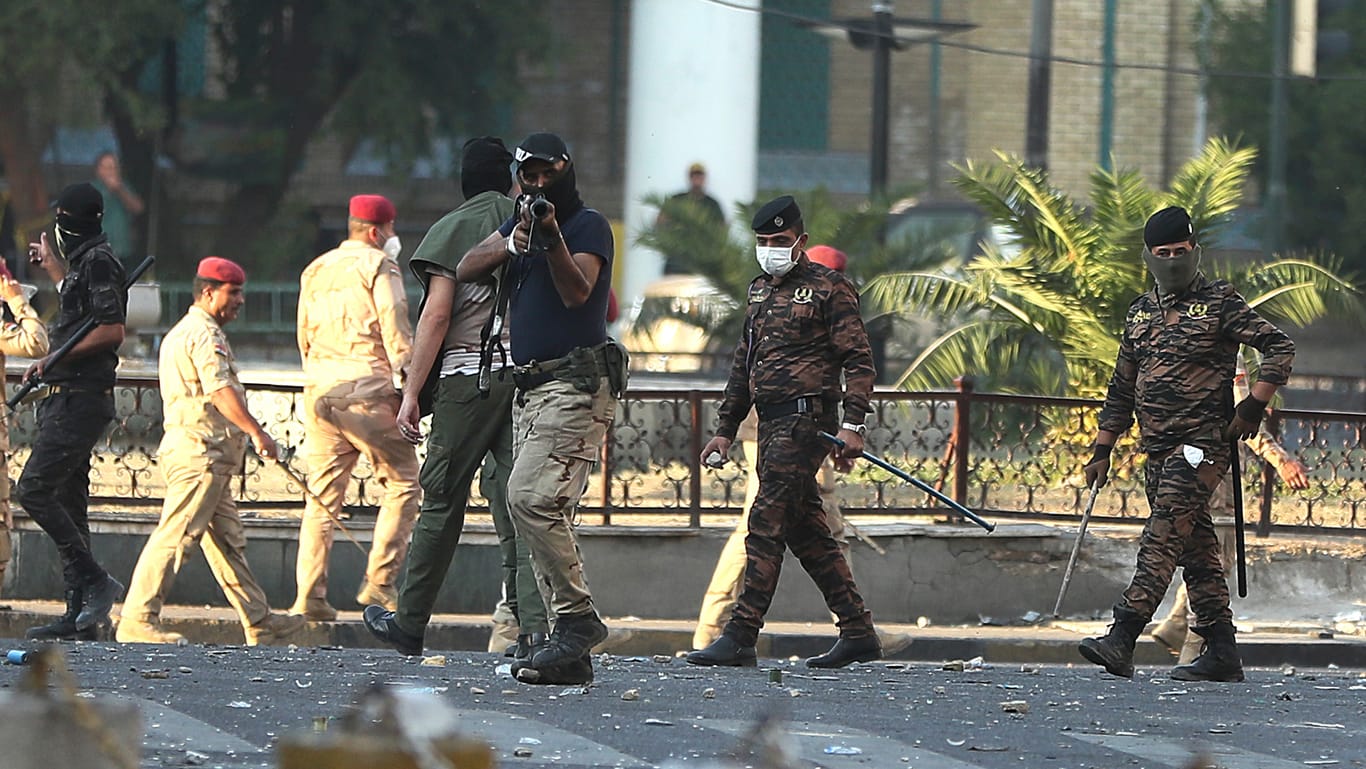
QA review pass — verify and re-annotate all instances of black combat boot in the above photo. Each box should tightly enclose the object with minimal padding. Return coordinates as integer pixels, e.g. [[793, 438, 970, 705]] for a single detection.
[[506, 632, 548, 661], [75, 573, 124, 631], [514, 652, 594, 685], [362, 605, 423, 656], [1169, 622, 1245, 682], [806, 635, 883, 669], [686, 634, 758, 667], [1078, 605, 1146, 678], [530, 611, 608, 670], [26, 587, 98, 641]]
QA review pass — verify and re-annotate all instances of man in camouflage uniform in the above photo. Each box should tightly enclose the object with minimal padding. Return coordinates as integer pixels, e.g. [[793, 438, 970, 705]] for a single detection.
[[456, 132, 622, 686], [118, 257, 305, 646], [293, 194, 420, 620], [1150, 356, 1311, 662], [692, 245, 854, 651], [0, 267, 48, 601], [687, 197, 881, 670], [1080, 206, 1295, 682]]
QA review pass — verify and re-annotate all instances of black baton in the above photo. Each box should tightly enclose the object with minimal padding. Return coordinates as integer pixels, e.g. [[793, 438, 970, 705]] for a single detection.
[[820, 431, 995, 532], [1229, 439, 1248, 598], [7, 255, 156, 410]]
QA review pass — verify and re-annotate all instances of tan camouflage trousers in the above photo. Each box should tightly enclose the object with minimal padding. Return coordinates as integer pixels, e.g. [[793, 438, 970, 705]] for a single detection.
[[507, 380, 616, 618], [296, 393, 420, 607], [1121, 444, 1233, 628], [123, 456, 273, 628], [693, 438, 850, 649], [724, 412, 873, 647]]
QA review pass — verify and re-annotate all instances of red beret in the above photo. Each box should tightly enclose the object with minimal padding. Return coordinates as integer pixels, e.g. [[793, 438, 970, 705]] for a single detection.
[[197, 256, 246, 284], [806, 245, 848, 272], [349, 194, 396, 224]]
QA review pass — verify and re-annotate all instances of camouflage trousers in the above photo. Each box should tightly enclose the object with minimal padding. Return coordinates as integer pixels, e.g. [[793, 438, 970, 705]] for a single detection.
[[693, 438, 850, 649], [507, 379, 616, 618], [1121, 442, 1233, 627], [724, 412, 873, 647]]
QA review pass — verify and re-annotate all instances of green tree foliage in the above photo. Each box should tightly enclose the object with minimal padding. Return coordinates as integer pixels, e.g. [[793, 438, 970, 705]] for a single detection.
[[170, 1, 544, 272], [0, 0, 179, 233], [2, 1, 545, 278], [863, 138, 1363, 397], [634, 188, 961, 358], [1204, 0, 1366, 272]]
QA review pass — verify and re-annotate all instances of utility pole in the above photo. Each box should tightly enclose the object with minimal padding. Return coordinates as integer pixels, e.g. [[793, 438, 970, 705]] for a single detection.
[[1025, 0, 1054, 170], [870, 2, 893, 197], [1267, 0, 1290, 256]]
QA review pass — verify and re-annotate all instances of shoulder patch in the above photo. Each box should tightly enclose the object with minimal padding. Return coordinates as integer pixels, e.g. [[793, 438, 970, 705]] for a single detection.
[[793, 286, 814, 304]]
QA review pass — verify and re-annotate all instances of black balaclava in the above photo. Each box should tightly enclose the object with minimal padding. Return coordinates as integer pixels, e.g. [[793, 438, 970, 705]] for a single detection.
[[53, 182, 104, 257], [531, 162, 583, 223], [460, 136, 514, 201]]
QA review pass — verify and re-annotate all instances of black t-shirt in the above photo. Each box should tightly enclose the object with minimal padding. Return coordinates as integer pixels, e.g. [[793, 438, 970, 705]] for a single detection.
[[498, 207, 613, 364], [47, 235, 127, 388]]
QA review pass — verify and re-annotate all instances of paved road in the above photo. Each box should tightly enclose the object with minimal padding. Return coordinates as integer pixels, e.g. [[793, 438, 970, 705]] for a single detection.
[[3, 640, 1363, 769]]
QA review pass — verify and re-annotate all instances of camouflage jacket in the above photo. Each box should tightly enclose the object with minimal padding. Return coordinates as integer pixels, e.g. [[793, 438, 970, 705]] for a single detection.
[[716, 255, 876, 440], [1098, 273, 1295, 455]]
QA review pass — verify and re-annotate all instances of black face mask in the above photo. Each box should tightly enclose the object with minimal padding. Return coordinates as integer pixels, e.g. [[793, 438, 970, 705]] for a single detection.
[[526, 162, 583, 223], [54, 212, 100, 258]]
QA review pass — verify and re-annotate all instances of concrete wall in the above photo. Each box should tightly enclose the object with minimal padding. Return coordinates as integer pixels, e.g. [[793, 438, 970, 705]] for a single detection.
[[8, 517, 1363, 625]]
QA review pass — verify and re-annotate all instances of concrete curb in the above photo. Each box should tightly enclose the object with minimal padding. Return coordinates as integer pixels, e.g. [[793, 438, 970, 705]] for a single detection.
[[4, 605, 1363, 671]]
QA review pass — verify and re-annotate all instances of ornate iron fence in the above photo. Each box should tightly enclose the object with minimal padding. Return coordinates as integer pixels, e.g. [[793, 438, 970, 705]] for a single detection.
[[6, 373, 1363, 534]]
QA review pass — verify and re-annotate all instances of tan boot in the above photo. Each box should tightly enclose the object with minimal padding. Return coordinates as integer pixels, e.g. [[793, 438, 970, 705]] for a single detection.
[[246, 613, 307, 646], [355, 580, 397, 612], [291, 598, 338, 622], [1151, 616, 1187, 656], [116, 618, 188, 646], [1177, 629, 1204, 665]]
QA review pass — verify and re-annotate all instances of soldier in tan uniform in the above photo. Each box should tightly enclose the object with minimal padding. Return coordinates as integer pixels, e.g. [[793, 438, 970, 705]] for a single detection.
[[117, 258, 305, 645], [0, 270, 49, 599], [293, 194, 420, 619]]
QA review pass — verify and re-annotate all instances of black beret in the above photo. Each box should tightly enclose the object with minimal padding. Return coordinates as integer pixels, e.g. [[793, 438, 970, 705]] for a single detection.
[[751, 195, 802, 234], [1143, 205, 1195, 248]]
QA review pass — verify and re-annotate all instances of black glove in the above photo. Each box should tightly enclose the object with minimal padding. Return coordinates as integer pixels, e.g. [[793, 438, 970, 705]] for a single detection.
[[1083, 443, 1113, 489], [1224, 395, 1269, 441]]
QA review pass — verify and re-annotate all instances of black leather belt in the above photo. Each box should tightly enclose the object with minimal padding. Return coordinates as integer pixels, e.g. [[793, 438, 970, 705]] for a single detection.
[[45, 384, 113, 397], [755, 396, 829, 420], [511, 369, 557, 392]]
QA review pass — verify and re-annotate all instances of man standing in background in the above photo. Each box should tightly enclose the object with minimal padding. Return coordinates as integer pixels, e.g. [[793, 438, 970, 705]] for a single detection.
[[91, 152, 145, 259]]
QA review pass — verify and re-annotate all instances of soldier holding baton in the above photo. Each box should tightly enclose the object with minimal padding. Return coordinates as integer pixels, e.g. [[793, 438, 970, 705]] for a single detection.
[[1078, 206, 1294, 682]]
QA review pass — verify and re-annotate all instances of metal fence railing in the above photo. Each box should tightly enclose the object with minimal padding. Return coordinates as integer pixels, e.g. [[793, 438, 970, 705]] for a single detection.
[[6, 374, 1364, 535]]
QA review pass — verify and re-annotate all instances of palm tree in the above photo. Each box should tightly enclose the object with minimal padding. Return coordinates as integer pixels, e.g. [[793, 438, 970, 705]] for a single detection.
[[863, 138, 1363, 397], [632, 187, 965, 367]]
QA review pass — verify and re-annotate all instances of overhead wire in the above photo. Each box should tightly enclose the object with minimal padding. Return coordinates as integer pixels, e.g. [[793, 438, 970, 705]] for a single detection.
[[694, 0, 1366, 83]]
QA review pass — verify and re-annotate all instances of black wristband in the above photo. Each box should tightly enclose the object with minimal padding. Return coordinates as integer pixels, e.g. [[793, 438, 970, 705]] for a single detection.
[[1235, 396, 1269, 422], [1089, 443, 1113, 464]]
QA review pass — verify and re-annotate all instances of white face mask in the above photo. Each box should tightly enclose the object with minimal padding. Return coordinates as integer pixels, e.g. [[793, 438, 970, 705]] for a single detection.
[[381, 235, 402, 260], [755, 243, 797, 277]]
